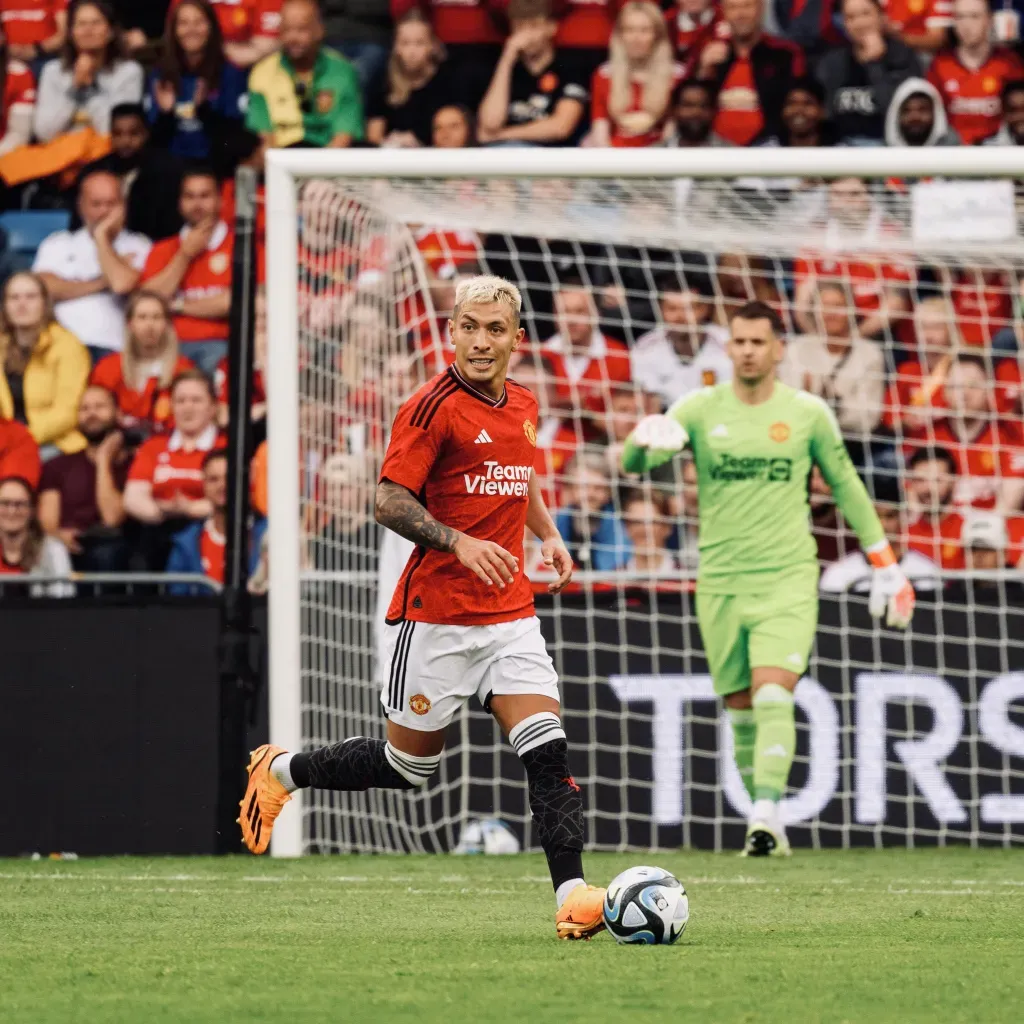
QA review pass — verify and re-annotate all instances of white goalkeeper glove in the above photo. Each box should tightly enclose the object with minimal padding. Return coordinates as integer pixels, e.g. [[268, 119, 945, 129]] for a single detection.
[[866, 543, 916, 629], [631, 414, 689, 453]]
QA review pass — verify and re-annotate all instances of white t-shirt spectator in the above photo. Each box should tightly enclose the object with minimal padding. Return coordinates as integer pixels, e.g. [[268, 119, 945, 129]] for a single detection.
[[33, 227, 152, 353], [820, 549, 941, 593], [631, 324, 732, 409]]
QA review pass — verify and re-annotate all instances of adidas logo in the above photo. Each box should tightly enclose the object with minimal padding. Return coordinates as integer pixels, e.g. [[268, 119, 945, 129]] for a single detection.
[[763, 744, 789, 758], [474, 430, 493, 444], [710, 424, 728, 438]]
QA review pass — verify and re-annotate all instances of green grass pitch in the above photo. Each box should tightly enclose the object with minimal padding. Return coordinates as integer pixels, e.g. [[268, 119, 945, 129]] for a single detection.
[[3, 849, 1023, 1023]]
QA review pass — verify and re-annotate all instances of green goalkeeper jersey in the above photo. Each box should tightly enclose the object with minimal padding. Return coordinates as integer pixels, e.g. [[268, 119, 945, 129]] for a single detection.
[[623, 382, 885, 594]]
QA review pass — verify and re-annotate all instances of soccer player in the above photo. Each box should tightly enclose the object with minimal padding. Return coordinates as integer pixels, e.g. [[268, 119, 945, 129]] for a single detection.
[[239, 275, 607, 939], [622, 300, 917, 856]]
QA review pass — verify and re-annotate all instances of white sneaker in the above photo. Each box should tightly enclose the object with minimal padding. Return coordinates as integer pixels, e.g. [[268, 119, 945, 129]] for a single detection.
[[741, 799, 792, 858]]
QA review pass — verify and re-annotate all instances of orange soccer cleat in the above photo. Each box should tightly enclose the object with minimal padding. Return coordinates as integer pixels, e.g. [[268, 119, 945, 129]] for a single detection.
[[238, 744, 291, 854], [555, 884, 607, 940]]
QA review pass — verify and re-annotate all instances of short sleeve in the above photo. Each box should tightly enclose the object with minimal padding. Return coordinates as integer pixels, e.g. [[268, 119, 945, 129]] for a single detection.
[[31, 233, 65, 274], [89, 352, 119, 389], [379, 396, 446, 495], [591, 68, 608, 122], [128, 439, 158, 482], [38, 454, 62, 492], [245, 86, 272, 134], [330, 61, 364, 140], [140, 239, 173, 282]]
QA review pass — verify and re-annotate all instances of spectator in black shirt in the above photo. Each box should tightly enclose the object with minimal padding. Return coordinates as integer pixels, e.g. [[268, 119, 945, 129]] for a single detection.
[[78, 103, 185, 241], [817, 0, 920, 146], [774, 76, 838, 146], [432, 103, 475, 146], [366, 9, 453, 147], [476, 0, 588, 146]]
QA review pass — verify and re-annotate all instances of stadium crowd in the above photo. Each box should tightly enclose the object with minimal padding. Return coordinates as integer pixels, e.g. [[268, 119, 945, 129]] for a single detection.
[[0, 0, 1023, 594]]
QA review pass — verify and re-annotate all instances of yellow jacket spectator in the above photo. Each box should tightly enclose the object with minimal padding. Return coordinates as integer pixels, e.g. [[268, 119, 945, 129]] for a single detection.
[[245, 0, 362, 148], [0, 273, 90, 455]]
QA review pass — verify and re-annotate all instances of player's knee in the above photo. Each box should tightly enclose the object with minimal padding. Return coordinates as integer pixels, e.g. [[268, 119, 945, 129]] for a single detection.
[[384, 742, 440, 787]]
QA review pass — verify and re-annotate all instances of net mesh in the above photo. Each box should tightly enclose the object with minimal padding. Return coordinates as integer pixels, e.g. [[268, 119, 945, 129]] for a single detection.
[[288, 172, 1024, 853]]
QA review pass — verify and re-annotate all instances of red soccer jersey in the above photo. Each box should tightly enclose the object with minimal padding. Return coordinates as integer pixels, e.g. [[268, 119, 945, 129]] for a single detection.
[[591, 61, 686, 147], [928, 48, 1024, 146], [907, 510, 966, 569], [175, 0, 281, 44], [141, 223, 234, 343], [128, 427, 225, 502], [0, 417, 40, 488], [540, 334, 632, 411], [995, 357, 1022, 415], [2, 59, 35, 133], [380, 366, 539, 626], [389, 0, 503, 46], [884, 0, 952, 37], [712, 54, 764, 146], [199, 519, 226, 583], [0, 0, 65, 46], [882, 358, 949, 435], [555, 0, 622, 49], [951, 269, 1012, 346], [923, 420, 1024, 509], [795, 249, 914, 319], [90, 353, 194, 433]]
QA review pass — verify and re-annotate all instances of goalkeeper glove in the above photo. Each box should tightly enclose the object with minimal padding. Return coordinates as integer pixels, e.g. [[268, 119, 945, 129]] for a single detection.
[[622, 415, 689, 474], [866, 543, 916, 629]]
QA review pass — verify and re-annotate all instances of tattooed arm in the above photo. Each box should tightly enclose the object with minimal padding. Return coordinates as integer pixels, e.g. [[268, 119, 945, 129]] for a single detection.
[[375, 478, 520, 589], [374, 479, 460, 552]]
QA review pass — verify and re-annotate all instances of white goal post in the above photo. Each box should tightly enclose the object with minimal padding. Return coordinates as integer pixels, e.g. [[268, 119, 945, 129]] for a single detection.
[[266, 147, 1024, 858]]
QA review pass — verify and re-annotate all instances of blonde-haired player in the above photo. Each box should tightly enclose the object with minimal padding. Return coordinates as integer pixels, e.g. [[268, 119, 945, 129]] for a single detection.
[[240, 275, 606, 939]]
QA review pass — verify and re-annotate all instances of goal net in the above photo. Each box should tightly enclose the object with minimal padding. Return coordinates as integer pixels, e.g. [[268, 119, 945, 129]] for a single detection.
[[265, 149, 1024, 857]]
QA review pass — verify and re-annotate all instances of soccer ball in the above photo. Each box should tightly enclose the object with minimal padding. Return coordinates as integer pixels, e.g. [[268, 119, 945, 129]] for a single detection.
[[602, 866, 689, 945], [452, 817, 521, 855]]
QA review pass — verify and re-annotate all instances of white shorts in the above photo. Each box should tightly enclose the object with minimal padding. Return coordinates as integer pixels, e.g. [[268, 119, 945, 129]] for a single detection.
[[380, 616, 560, 731]]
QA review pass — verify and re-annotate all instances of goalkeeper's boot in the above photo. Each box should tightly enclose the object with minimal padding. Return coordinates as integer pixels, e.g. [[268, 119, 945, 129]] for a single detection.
[[555, 884, 607, 940], [238, 744, 291, 855], [742, 799, 792, 858]]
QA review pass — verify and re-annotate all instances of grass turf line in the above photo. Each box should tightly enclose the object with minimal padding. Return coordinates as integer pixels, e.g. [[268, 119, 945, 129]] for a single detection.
[[2, 849, 1023, 1024]]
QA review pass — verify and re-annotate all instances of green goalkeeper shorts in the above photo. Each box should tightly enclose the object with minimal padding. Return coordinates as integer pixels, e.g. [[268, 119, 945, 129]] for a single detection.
[[695, 583, 818, 697]]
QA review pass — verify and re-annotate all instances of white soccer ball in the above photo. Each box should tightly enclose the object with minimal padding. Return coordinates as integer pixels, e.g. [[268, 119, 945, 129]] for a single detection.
[[602, 865, 689, 945], [452, 817, 521, 855]]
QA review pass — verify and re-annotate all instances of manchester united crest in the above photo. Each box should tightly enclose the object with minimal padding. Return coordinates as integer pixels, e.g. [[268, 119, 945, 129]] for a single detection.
[[524, 420, 537, 446], [409, 694, 431, 716], [209, 252, 229, 276], [769, 422, 790, 443]]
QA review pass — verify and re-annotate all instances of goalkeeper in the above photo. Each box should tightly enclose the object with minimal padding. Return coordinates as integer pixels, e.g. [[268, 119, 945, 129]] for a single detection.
[[621, 301, 916, 857]]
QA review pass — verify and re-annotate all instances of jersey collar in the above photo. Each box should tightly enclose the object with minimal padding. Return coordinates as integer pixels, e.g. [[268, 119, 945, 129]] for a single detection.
[[448, 365, 508, 408]]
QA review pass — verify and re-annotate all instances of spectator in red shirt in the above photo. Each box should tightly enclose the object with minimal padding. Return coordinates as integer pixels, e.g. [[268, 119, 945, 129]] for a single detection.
[[0, 416, 40, 486], [140, 166, 233, 376], [793, 177, 912, 340], [554, 0, 622, 83], [37, 383, 129, 569], [883, 295, 957, 442], [948, 267, 1013, 348], [589, 0, 683, 147], [123, 367, 223, 567], [171, 0, 281, 68], [884, 0, 953, 57], [541, 274, 632, 411], [0, 0, 67, 65], [668, 0, 724, 66], [90, 290, 194, 438], [928, 0, 1023, 145], [904, 445, 965, 569], [695, 0, 805, 146], [926, 354, 1024, 512], [0, 49, 36, 155]]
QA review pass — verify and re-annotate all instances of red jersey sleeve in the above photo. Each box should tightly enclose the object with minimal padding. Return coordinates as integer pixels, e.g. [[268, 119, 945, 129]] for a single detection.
[[128, 437, 161, 483], [5, 61, 36, 109], [995, 358, 1021, 415], [141, 238, 177, 283], [591, 65, 610, 123], [379, 392, 448, 496]]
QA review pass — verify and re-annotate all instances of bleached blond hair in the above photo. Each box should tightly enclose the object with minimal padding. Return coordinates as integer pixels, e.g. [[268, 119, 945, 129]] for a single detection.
[[453, 275, 522, 327]]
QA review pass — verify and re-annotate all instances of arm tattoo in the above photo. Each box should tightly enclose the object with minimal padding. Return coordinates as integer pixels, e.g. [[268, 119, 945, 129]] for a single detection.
[[374, 480, 460, 553]]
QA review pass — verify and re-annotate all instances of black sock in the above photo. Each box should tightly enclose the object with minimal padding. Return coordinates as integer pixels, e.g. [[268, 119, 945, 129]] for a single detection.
[[289, 738, 415, 791], [520, 738, 585, 892]]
